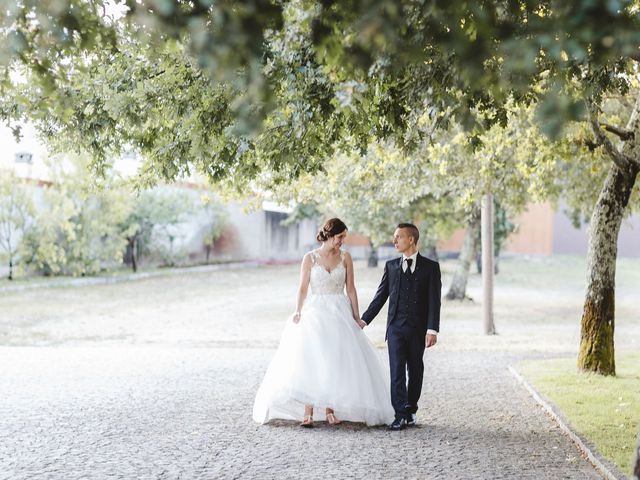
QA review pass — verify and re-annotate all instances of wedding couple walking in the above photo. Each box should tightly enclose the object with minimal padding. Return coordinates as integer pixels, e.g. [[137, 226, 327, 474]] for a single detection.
[[253, 218, 442, 430]]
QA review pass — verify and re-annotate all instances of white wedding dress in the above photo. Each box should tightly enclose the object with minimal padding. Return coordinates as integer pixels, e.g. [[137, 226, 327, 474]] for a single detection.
[[253, 250, 394, 426]]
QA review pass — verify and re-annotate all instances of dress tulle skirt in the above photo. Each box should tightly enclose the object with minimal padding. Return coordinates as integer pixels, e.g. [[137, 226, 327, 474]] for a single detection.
[[253, 293, 395, 426]]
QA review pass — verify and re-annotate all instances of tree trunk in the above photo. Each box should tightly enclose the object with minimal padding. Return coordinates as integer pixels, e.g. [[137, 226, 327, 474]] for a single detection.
[[367, 240, 378, 267], [481, 193, 496, 335], [446, 207, 480, 300], [633, 432, 640, 480], [127, 237, 138, 273], [7, 234, 13, 280], [577, 162, 638, 375]]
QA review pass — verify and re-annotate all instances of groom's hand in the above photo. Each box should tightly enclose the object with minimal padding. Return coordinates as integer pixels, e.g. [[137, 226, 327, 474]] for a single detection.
[[426, 334, 437, 348], [356, 318, 367, 329]]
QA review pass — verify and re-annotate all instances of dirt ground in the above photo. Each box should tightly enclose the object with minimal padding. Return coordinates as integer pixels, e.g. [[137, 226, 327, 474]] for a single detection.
[[1, 255, 638, 356]]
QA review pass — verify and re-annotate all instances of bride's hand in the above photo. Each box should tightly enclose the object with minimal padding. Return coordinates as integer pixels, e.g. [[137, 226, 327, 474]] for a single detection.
[[355, 318, 366, 329], [292, 312, 301, 323]]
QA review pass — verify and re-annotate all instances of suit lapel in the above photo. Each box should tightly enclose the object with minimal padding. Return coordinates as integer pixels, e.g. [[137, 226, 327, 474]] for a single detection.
[[392, 256, 402, 301], [414, 252, 428, 281]]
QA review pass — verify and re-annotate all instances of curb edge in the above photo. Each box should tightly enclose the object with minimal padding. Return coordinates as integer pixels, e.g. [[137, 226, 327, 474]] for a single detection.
[[508, 365, 629, 480], [0, 261, 263, 293]]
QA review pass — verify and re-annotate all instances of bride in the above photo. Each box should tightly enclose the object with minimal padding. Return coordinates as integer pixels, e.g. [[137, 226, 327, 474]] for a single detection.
[[253, 218, 394, 427]]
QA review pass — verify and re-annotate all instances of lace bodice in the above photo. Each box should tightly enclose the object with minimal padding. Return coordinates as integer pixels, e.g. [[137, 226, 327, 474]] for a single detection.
[[309, 250, 346, 295]]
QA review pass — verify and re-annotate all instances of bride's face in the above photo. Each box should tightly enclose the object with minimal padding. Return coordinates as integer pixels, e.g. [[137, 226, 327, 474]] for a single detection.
[[331, 230, 347, 249]]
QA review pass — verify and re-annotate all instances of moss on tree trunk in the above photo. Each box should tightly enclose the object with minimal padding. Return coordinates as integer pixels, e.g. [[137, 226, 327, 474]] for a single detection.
[[577, 285, 616, 375]]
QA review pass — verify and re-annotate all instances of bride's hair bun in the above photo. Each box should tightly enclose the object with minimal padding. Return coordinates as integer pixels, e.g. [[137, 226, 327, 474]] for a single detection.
[[317, 218, 348, 242]]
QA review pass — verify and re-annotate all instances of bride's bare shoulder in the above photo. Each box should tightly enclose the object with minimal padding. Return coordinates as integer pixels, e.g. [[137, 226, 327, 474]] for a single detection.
[[302, 250, 318, 264], [340, 249, 352, 258]]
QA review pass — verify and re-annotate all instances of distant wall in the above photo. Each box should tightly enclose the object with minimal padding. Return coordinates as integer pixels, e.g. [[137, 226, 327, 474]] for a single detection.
[[552, 203, 640, 258], [438, 202, 640, 258], [504, 203, 555, 255]]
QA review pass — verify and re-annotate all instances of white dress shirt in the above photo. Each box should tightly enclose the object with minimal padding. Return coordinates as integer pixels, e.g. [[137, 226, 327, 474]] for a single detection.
[[401, 252, 418, 274], [402, 252, 438, 337]]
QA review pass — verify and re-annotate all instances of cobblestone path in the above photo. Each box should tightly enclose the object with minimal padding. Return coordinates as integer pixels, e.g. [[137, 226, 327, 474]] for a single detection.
[[0, 346, 603, 479]]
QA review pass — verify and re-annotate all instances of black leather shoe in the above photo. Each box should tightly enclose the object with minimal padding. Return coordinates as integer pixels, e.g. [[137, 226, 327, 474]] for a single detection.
[[389, 417, 407, 431], [406, 414, 417, 427]]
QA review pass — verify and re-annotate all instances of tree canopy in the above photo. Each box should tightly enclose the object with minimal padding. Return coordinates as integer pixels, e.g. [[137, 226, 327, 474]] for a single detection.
[[3, 1, 640, 186]]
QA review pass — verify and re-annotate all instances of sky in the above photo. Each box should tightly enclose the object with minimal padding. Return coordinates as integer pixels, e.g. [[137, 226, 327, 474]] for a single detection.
[[0, 123, 141, 181]]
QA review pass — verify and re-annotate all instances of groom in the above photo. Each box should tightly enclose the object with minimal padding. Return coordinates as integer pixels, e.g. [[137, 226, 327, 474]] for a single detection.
[[360, 223, 441, 431]]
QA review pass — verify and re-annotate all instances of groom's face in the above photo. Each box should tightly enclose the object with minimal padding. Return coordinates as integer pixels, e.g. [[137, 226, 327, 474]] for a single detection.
[[393, 228, 414, 253]]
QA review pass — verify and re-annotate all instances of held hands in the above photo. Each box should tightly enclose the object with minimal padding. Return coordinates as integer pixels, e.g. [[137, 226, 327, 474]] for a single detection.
[[426, 333, 437, 348], [355, 318, 367, 329], [292, 312, 301, 324]]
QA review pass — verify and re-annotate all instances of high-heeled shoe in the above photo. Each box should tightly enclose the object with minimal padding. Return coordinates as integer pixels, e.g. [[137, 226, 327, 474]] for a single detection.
[[326, 412, 342, 425], [300, 415, 314, 428]]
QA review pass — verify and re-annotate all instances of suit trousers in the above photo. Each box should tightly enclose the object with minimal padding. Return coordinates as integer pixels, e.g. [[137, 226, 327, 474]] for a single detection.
[[387, 322, 425, 420]]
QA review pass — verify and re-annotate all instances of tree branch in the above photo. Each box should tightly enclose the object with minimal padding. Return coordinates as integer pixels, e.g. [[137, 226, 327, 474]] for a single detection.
[[622, 93, 640, 170], [590, 118, 635, 170], [574, 137, 599, 151], [586, 101, 635, 171], [599, 122, 634, 141]]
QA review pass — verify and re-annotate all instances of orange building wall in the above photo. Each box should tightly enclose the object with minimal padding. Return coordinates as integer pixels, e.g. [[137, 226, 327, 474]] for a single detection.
[[505, 202, 554, 255], [344, 233, 371, 246], [438, 202, 555, 255], [438, 229, 466, 252]]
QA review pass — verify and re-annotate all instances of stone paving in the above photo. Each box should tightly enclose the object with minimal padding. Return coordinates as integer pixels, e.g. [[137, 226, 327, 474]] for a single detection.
[[2, 258, 631, 479], [0, 345, 604, 479]]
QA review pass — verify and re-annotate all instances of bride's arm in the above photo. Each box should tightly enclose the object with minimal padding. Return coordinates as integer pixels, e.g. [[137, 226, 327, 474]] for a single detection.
[[344, 252, 361, 323], [293, 253, 312, 323]]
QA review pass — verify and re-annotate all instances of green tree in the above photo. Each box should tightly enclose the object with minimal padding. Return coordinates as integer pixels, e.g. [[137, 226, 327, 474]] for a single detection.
[[20, 157, 132, 276], [4, 1, 640, 137], [0, 169, 35, 279], [121, 187, 196, 271], [258, 101, 561, 296], [424, 102, 560, 297], [576, 93, 640, 375], [262, 141, 464, 254], [199, 192, 228, 264]]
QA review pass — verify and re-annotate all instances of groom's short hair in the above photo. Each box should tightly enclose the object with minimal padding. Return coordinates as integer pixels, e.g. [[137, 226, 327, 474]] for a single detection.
[[397, 223, 419, 243]]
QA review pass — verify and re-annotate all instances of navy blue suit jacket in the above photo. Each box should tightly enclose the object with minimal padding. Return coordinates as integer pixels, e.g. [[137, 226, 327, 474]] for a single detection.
[[361, 253, 441, 337]]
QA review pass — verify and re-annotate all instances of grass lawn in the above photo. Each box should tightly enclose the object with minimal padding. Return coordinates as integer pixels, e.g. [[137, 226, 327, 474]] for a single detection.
[[517, 354, 640, 475]]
